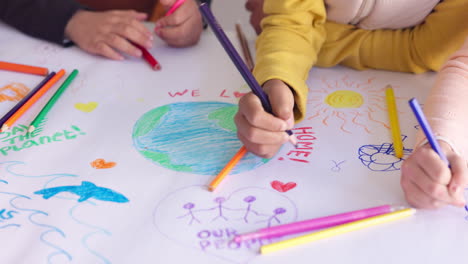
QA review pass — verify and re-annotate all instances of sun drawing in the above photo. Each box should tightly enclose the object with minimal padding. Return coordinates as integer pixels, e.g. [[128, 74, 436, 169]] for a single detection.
[[307, 75, 390, 134]]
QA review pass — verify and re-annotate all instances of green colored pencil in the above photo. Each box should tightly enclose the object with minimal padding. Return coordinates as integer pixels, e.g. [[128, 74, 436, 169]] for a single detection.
[[28, 69, 78, 133]]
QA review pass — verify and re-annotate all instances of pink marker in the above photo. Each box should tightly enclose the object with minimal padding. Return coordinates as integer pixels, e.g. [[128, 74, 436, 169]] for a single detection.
[[234, 205, 395, 242], [165, 0, 186, 16]]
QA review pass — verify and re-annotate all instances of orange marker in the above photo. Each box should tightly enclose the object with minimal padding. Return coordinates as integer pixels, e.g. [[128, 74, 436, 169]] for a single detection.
[[0, 61, 49, 76], [208, 146, 247, 191], [1, 69, 65, 132]]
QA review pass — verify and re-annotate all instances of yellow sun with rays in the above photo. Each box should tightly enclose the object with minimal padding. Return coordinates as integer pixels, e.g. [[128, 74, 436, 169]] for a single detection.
[[307, 75, 390, 134]]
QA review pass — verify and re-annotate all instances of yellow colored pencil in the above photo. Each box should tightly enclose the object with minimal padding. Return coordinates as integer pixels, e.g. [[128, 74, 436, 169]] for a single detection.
[[385, 85, 403, 158], [208, 146, 247, 191], [260, 208, 415, 254]]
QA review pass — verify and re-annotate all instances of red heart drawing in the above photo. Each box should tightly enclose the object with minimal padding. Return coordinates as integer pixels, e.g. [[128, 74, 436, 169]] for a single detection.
[[271, 181, 297, 192], [233, 91, 246, 98]]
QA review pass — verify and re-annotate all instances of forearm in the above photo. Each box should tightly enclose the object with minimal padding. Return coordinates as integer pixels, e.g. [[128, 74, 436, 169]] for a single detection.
[[317, 0, 468, 73], [0, 0, 83, 45], [253, 0, 326, 122], [416, 38, 468, 158]]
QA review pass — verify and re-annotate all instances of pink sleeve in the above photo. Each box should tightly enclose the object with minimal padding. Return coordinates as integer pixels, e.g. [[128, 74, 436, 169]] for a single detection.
[[416, 38, 468, 159]]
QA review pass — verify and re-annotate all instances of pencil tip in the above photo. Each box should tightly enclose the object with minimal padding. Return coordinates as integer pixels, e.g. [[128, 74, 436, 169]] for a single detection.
[[153, 64, 161, 71], [289, 134, 298, 148], [1, 124, 9, 132], [28, 126, 35, 133]]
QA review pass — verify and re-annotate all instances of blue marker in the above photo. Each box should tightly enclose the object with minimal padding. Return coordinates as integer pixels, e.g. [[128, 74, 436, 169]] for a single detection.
[[408, 98, 449, 165]]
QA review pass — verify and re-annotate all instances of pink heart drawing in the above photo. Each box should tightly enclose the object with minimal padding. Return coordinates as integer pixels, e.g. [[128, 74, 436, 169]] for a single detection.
[[271, 181, 297, 193], [153, 185, 298, 263]]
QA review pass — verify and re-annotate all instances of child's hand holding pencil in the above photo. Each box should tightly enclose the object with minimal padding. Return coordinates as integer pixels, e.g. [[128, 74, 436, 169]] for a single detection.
[[401, 98, 468, 209], [154, 0, 203, 47], [235, 79, 296, 158]]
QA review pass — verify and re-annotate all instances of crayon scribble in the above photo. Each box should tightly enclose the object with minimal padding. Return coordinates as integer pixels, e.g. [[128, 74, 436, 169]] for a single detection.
[[270, 181, 297, 193], [0, 83, 29, 102], [74, 102, 98, 113], [331, 160, 345, 172], [132, 102, 267, 175], [70, 203, 112, 264], [0, 125, 86, 156], [90, 159, 116, 169], [358, 136, 412, 172], [307, 76, 392, 134], [0, 161, 125, 263], [154, 185, 297, 263], [0, 191, 71, 262], [35, 181, 129, 203]]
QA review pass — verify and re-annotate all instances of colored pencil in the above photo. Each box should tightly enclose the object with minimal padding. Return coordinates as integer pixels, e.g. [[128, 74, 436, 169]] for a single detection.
[[408, 98, 449, 165], [207, 24, 254, 192], [235, 205, 393, 242], [0, 69, 65, 132], [133, 43, 161, 71], [0, 61, 49, 76], [199, 4, 297, 147], [0, 72, 55, 128], [208, 146, 247, 191], [385, 85, 403, 158], [235, 23, 254, 72], [166, 0, 186, 16], [260, 208, 415, 254], [28, 69, 79, 133]]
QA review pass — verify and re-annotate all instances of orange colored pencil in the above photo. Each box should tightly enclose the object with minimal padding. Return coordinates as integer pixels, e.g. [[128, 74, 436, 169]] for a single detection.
[[208, 146, 247, 191], [0, 61, 49, 76], [0, 69, 65, 132]]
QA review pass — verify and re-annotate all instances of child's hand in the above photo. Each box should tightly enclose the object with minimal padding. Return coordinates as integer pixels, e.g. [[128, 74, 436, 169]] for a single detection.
[[245, 0, 265, 35], [235, 79, 295, 158], [401, 141, 468, 209], [65, 10, 153, 60], [154, 0, 203, 47]]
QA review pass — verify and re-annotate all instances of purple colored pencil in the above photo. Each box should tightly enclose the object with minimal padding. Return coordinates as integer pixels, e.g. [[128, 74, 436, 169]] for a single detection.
[[234, 205, 392, 242], [199, 4, 271, 112], [199, 4, 296, 138], [408, 98, 449, 165], [0, 72, 56, 127]]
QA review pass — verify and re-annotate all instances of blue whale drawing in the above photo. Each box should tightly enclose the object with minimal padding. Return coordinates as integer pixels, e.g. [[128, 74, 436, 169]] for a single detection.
[[34, 181, 129, 203]]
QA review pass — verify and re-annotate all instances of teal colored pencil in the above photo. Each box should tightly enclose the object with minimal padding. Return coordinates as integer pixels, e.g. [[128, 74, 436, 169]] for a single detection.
[[28, 69, 78, 132]]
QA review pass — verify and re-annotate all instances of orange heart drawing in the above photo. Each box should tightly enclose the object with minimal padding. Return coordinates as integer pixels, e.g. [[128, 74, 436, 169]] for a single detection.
[[90, 159, 116, 169]]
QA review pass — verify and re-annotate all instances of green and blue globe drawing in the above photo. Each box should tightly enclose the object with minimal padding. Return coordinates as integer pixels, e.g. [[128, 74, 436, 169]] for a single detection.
[[132, 102, 269, 175]]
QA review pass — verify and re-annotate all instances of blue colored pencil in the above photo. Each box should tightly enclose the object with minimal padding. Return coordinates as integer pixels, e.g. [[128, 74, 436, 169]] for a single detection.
[[0, 72, 56, 128], [408, 98, 449, 165], [199, 4, 296, 143]]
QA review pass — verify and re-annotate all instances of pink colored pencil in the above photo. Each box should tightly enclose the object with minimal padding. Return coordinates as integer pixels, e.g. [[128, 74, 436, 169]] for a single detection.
[[166, 0, 186, 16], [234, 205, 393, 242]]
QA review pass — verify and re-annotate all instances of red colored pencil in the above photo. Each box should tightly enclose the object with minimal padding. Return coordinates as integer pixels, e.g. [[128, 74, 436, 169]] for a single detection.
[[133, 43, 161, 71]]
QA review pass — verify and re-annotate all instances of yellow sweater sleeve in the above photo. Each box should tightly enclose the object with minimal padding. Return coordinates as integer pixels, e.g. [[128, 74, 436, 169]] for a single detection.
[[253, 0, 327, 122], [317, 0, 468, 73]]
